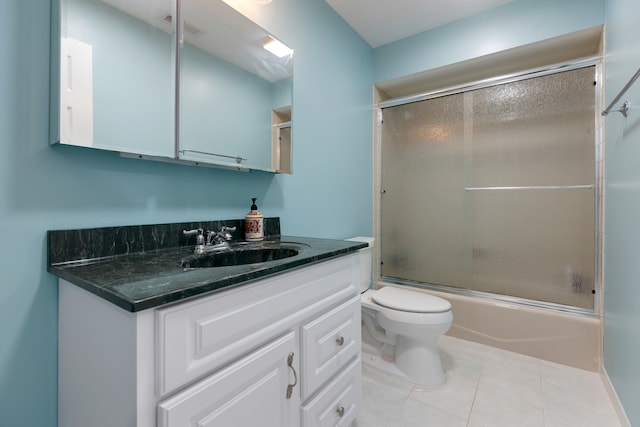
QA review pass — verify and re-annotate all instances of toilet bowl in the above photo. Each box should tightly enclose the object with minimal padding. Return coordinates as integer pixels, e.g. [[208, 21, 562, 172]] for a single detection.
[[347, 237, 453, 386], [361, 287, 452, 385]]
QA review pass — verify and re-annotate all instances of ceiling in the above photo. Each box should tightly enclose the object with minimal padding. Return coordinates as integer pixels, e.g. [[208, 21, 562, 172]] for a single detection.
[[324, 0, 516, 48]]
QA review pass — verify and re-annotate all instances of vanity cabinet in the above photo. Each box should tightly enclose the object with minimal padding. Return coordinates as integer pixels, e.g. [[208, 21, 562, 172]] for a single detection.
[[58, 253, 361, 427]]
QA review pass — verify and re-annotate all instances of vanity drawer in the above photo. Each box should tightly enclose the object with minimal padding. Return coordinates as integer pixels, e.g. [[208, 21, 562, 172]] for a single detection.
[[301, 357, 361, 427], [301, 295, 361, 399], [156, 254, 359, 395]]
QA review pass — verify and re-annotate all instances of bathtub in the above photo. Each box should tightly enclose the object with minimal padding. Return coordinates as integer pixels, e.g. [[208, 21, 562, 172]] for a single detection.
[[379, 283, 602, 371]]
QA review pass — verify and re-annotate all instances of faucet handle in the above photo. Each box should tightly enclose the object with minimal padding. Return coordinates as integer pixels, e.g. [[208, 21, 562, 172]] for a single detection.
[[183, 228, 203, 236], [220, 226, 236, 241]]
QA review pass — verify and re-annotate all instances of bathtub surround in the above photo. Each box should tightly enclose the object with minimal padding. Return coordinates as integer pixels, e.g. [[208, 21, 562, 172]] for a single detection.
[[389, 285, 601, 371]]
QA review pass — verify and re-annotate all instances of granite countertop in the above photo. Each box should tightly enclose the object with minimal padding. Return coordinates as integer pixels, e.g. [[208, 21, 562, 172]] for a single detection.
[[47, 219, 367, 312]]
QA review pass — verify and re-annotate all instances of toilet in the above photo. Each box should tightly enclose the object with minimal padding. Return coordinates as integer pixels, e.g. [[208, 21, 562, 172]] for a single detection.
[[347, 237, 453, 386]]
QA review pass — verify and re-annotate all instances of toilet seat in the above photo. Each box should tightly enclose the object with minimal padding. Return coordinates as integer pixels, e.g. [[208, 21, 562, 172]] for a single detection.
[[371, 286, 451, 313]]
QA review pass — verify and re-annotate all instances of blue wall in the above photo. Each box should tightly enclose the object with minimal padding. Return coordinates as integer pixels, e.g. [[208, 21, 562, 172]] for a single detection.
[[374, 0, 604, 83], [603, 0, 640, 425], [0, 0, 372, 425]]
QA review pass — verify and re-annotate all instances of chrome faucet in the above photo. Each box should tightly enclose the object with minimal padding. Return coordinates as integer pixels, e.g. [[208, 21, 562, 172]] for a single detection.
[[183, 226, 236, 254], [206, 226, 236, 246]]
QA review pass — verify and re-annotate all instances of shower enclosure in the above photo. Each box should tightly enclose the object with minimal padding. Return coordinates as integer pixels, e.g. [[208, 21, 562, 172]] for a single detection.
[[379, 64, 601, 313]]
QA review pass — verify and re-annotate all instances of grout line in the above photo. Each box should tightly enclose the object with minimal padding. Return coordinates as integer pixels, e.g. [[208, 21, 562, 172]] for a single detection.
[[404, 384, 415, 402], [539, 374, 546, 427], [465, 365, 483, 426]]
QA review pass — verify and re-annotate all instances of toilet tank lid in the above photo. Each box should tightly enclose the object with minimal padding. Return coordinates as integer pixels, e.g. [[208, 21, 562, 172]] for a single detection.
[[372, 286, 451, 313]]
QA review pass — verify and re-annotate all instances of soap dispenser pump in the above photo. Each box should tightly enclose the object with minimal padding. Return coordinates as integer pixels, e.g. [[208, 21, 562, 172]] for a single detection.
[[244, 198, 264, 241]]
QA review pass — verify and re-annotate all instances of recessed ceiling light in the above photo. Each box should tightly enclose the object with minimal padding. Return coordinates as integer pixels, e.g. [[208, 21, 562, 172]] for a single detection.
[[262, 36, 293, 58], [255, 0, 272, 4]]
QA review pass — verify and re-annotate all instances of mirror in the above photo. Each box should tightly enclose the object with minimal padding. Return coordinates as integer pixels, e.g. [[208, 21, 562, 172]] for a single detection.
[[51, 0, 293, 173], [53, 0, 176, 157], [178, 0, 293, 172]]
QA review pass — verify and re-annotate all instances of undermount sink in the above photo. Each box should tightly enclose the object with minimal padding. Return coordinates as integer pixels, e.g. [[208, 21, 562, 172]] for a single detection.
[[181, 243, 302, 268]]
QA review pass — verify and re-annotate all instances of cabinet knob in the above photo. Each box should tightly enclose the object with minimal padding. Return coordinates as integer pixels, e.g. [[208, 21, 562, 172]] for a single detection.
[[337, 406, 345, 417], [336, 336, 345, 346]]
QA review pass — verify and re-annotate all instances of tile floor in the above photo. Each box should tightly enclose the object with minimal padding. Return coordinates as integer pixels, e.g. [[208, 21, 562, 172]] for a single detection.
[[353, 335, 623, 427]]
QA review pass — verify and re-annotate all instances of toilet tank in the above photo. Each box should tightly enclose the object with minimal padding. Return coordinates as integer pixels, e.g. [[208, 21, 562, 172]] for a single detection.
[[346, 237, 374, 293]]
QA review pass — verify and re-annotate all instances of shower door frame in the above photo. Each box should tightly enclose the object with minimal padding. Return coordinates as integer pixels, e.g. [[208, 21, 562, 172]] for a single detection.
[[373, 57, 605, 317]]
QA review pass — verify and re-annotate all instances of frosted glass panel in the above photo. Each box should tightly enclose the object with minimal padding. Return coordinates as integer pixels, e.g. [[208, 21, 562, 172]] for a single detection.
[[470, 189, 595, 308], [381, 94, 467, 288], [471, 68, 595, 187], [380, 66, 596, 310]]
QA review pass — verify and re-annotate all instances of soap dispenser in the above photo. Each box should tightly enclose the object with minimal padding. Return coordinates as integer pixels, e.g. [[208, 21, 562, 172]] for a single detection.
[[244, 198, 264, 241]]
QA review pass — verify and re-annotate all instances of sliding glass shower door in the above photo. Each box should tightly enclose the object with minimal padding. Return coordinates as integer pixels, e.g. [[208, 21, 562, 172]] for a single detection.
[[380, 66, 597, 310]]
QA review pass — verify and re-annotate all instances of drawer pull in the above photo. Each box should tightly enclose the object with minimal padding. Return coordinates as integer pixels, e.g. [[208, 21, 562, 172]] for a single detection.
[[286, 352, 298, 399], [336, 336, 345, 346], [337, 406, 345, 417]]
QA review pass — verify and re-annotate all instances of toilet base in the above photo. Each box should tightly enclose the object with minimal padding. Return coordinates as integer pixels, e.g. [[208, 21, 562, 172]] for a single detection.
[[361, 339, 447, 386], [395, 335, 446, 386], [361, 346, 410, 382]]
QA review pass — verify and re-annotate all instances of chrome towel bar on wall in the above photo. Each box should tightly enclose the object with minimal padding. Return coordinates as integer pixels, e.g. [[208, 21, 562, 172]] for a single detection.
[[602, 67, 640, 117]]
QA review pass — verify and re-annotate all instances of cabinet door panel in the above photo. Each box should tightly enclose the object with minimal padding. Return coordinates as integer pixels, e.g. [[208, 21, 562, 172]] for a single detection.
[[157, 332, 299, 427], [302, 296, 361, 399]]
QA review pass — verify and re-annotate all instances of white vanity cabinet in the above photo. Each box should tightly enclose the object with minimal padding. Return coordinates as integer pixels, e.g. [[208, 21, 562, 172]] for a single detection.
[[58, 253, 362, 427]]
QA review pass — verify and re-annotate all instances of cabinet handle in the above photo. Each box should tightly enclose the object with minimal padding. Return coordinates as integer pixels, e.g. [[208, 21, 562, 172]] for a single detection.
[[336, 336, 345, 346], [337, 406, 345, 417], [286, 352, 298, 399]]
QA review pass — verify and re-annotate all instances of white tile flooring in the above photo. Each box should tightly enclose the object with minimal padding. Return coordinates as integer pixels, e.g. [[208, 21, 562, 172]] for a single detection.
[[353, 335, 622, 427]]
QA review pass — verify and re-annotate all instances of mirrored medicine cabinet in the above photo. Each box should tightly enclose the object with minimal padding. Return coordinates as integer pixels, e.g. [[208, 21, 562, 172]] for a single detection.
[[50, 0, 293, 173]]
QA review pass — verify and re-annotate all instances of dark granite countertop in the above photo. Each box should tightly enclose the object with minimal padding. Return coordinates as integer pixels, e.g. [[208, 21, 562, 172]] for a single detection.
[[47, 219, 367, 312]]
